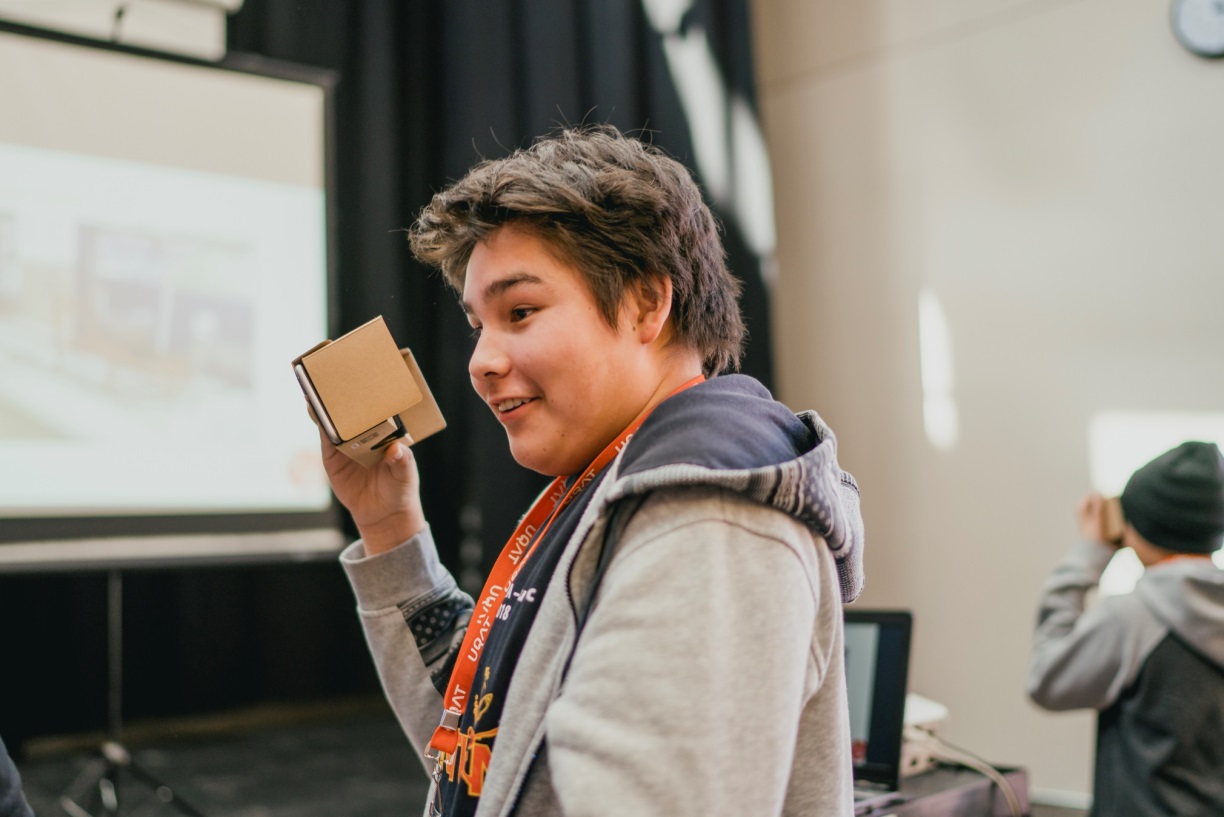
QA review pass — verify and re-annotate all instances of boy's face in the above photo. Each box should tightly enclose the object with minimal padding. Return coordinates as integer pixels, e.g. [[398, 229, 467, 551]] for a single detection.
[[462, 225, 656, 477]]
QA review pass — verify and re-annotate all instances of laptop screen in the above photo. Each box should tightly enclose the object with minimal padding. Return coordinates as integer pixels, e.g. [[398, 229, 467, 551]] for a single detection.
[[844, 609, 913, 790]]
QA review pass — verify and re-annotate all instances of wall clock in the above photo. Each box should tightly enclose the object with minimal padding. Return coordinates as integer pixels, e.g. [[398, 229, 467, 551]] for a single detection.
[[1172, 0, 1224, 58]]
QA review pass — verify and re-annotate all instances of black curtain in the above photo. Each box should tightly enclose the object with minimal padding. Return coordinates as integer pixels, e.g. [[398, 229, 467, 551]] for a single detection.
[[227, 0, 776, 583]]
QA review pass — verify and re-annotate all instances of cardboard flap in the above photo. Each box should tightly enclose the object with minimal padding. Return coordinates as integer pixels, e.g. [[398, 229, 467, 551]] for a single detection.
[[397, 348, 447, 444], [292, 338, 332, 363], [300, 317, 422, 441]]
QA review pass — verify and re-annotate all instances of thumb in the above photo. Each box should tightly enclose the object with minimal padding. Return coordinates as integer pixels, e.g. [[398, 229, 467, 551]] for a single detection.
[[383, 441, 415, 482]]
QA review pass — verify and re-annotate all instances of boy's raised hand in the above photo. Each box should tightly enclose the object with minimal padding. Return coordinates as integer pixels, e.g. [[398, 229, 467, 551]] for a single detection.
[[313, 414, 427, 555]]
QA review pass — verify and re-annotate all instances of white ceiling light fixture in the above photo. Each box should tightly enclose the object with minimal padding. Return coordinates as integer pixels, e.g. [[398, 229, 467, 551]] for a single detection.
[[0, 0, 244, 61]]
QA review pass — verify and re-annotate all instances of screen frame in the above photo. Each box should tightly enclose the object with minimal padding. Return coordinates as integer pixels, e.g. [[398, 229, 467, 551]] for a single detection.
[[0, 20, 343, 568], [845, 608, 913, 790]]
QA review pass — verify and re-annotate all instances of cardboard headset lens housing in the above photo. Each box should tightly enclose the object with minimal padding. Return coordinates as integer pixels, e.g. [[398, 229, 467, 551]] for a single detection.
[[1101, 496, 1125, 545], [293, 316, 446, 467]]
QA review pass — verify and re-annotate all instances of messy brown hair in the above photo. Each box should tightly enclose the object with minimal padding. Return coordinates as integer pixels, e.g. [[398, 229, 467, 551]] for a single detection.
[[408, 125, 745, 376]]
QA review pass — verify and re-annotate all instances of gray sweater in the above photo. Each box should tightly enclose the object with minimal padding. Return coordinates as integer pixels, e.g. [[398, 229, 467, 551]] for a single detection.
[[342, 376, 864, 816]]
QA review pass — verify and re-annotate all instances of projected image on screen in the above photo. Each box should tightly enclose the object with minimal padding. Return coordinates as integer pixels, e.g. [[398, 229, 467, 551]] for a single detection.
[[0, 29, 333, 523], [2, 218, 258, 432], [78, 227, 254, 388]]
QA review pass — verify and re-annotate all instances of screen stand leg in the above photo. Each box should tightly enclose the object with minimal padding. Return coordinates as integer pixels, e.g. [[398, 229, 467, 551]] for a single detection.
[[57, 570, 209, 817]]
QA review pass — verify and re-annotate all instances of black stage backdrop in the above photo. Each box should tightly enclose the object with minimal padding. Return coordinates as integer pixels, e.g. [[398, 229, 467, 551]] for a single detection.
[[1, 0, 776, 752]]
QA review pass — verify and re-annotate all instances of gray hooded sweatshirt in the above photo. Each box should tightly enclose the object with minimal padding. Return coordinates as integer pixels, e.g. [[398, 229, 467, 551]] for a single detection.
[[341, 375, 863, 817], [1027, 539, 1224, 816]]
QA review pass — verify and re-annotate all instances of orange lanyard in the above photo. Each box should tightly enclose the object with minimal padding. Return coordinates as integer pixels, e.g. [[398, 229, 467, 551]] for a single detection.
[[426, 375, 704, 763]]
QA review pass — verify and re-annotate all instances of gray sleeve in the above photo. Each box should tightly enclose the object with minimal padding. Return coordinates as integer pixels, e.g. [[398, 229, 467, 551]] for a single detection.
[[1026, 540, 1167, 711], [340, 527, 474, 763]]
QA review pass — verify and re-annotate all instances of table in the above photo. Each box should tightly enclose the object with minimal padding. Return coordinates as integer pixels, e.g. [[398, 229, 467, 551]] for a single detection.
[[863, 765, 1030, 817]]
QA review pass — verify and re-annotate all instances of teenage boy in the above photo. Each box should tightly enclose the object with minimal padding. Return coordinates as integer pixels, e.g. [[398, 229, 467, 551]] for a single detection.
[[322, 126, 865, 817], [1027, 441, 1224, 816]]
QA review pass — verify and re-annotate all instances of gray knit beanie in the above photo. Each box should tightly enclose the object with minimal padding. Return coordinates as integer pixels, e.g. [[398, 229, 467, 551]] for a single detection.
[[1119, 441, 1224, 554]]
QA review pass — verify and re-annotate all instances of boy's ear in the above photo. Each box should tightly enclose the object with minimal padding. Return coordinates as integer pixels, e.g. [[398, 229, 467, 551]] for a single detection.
[[631, 275, 673, 344]]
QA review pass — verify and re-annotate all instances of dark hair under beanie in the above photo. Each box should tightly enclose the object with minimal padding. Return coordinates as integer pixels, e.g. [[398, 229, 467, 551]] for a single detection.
[[1120, 441, 1224, 554]]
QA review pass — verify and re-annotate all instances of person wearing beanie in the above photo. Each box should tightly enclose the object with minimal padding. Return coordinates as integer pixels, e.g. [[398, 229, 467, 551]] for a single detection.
[[1027, 441, 1224, 817]]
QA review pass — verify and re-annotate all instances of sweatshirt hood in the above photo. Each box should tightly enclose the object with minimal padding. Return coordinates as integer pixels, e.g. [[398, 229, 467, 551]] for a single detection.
[[1137, 558, 1224, 668], [610, 374, 865, 602]]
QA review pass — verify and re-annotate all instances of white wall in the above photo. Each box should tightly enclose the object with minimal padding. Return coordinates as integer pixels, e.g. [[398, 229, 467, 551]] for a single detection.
[[751, 0, 1224, 802]]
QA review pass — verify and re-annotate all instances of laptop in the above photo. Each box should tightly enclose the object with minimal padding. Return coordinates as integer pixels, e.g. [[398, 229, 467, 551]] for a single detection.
[[844, 609, 913, 815]]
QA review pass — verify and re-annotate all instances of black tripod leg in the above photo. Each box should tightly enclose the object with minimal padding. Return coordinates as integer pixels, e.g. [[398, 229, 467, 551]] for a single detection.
[[100, 768, 118, 815], [123, 758, 210, 817], [59, 761, 103, 817], [57, 752, 116, 817], [101, 741, 210, 817]]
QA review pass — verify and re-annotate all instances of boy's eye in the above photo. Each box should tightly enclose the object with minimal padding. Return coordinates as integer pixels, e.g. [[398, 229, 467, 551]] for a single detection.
[[469, 324, 483, 339], [510, 307, 535, 322]]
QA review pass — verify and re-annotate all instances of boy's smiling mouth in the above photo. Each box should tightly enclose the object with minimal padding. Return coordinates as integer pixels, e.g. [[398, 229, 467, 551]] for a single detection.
[[497, 397, 536, 413]]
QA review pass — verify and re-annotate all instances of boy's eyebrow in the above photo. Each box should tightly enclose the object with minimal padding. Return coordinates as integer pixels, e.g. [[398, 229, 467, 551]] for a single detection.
[[461, 272, 544, 314]]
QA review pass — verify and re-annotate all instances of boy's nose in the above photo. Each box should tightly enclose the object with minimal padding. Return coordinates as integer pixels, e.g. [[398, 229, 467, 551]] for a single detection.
[[468, 332, 510, 382]]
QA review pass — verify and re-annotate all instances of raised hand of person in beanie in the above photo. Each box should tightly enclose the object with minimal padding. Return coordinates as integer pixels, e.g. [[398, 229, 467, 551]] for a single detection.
[[1076, 492, 1120, 549]]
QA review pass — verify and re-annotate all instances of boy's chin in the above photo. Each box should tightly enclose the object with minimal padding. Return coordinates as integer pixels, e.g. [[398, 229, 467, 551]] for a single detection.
[[506, 441, 560, 478], [507, 442, 580, 478]]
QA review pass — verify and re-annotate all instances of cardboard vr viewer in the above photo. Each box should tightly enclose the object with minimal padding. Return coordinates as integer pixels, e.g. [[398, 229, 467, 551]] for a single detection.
[[1101, 495, 1124, 545], [292, 316, 446, 467]]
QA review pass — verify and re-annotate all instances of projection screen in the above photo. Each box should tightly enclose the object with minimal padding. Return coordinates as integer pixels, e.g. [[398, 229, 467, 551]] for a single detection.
[[0, 23, 342, 569]]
